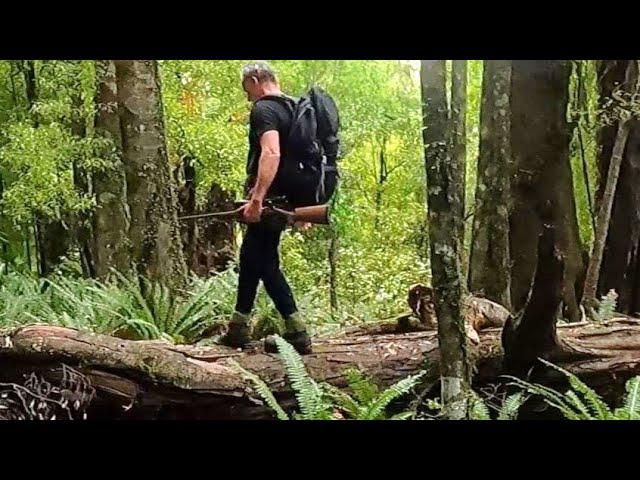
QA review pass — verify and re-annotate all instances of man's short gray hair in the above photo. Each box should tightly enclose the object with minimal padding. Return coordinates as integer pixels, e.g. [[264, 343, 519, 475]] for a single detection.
[[241, 62, 277, 83]]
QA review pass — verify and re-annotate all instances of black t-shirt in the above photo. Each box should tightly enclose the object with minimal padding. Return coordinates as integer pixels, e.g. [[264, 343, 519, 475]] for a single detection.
[[246, 96, 293, 180]]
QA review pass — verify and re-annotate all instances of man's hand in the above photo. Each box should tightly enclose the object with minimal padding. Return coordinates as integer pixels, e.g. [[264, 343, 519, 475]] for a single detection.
[[243, 198, 263, 223], [294, 221, 312, 231]]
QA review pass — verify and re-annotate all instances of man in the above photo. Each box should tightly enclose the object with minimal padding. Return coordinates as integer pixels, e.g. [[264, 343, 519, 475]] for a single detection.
[[219, 62, 312, 354]]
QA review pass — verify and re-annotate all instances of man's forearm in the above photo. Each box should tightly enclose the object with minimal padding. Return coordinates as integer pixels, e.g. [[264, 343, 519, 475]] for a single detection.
[[251, 152, 280, 201]]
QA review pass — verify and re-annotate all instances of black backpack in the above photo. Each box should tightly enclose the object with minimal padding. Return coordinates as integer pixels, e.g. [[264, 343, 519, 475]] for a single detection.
[[258, 86, 340, 204]]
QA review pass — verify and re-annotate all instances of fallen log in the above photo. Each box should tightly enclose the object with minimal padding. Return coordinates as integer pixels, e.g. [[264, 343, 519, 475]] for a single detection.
[[2, 316, 640, 419]]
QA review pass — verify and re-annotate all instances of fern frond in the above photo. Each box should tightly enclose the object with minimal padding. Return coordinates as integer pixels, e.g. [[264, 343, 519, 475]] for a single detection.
[[563, 390, 594, 419], [497, 392, 526, 420], [468, 392, 491, 420], [614, 376, 640, 420], [506, 377, 583, 420], [321, 383, 360, 418], [273, 336, 327, 419], [345, 368, 379, 405], [595, 289, 618, 322], [537, 359, 612, 419], [390, 411, 415, 420], [363, 371, 425, 420], [230, 360, 289, 420]]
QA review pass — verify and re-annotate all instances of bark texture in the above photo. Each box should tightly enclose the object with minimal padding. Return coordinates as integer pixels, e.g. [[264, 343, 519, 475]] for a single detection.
[[114, 60, 187, 289], [92, 60, 132, 280], [469, 60, 513, 309], [509, 60, 586, 322], [421, 60, 470, 418], [2, 316, 640, 419]]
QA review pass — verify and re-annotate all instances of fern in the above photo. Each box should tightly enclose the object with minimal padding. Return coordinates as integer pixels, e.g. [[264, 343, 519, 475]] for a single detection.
[[496, 393, 526, 420], [323, 368, 425, 420], [230, 336, 424, 421], [614, 377, 640, 420], [230, 360, 289, 420], [468, 392, 491, 420], [345, 368, 380, 405], [362, 371, 425, 420], [506, 359, 640, 420], [272, 335, 332, 420], [539, 358, 612, 419], [595, 289, 618, 322]]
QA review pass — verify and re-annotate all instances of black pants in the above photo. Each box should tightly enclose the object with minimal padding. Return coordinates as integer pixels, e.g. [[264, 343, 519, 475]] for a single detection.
[[234, 222, 297, 318], [236, 166, 338, 317]]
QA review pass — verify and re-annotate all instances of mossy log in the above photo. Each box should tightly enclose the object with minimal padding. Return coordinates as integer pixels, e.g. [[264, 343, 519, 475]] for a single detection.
[[2, 314, 640, 419]]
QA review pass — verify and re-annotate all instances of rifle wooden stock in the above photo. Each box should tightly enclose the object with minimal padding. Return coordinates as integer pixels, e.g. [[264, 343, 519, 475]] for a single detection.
[[291, 204, 330, 225]]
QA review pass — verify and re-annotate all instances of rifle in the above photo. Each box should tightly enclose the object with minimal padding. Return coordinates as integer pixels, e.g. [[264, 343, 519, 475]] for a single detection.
[[178, 198, 330, 226]]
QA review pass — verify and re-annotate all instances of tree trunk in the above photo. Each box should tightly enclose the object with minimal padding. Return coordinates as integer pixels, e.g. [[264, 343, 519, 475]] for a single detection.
[[595, 60, 640, 316], [469, 60, 513, 309], [92, 60, 132, 281], [420, 60, 470, 418], [190, 182, 236, 276], [502, 223, 563, 375], [451, 60, 468, 275], [509, 60, 586, 322], [329, 226, 339, 315], [583, 73, 634, 312], [175, 156, 197, 268], [2, 316, 640, 419], [114, 60, 187, 289]]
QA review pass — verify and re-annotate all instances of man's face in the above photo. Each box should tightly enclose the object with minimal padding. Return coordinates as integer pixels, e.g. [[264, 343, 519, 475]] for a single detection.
[[242, 77, 261, 102]]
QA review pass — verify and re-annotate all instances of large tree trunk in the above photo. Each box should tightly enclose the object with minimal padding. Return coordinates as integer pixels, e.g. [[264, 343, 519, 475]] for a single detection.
[[469, 60, 513, 309], [92, 60, 132, 280], [114, 60, 187, 289], [595, 60, 640, 316], [509, 60, 586, 322], [420, 60, 470, 418], [2, 316, 640, 419], [502, 223, 563, 375]]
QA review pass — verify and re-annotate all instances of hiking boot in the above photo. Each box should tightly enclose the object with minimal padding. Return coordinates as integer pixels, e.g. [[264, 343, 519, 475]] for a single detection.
[[264, 330, 313, 355], [219, 311, 252, 348], [264, 312, 312, 355]]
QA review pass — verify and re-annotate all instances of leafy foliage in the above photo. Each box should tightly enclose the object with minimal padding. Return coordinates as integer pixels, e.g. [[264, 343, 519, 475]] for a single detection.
[[0, 268, 274, 344], [594, 289, 619, 322], [507, 358, 640, 420], [232, 337, 425, 420]]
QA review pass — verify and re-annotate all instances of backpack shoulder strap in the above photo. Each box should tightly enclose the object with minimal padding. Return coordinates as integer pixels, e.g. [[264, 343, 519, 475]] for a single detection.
[[255, 94, 297, 117]]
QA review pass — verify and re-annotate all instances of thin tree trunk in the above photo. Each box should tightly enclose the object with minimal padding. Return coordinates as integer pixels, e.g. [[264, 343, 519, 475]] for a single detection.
[[451, 60, 467, 272], [583, 61, 638, 313], [0, 177, 7, 274], [329, 226, 339, 315], [92, 60, 132, 280], [468, 60, 512, 310], [420, 60, 470, 419], [114, 60, 187, 290]]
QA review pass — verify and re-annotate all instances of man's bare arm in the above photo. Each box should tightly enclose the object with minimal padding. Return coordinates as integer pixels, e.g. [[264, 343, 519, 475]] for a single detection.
[[251, 130, 280, 202]]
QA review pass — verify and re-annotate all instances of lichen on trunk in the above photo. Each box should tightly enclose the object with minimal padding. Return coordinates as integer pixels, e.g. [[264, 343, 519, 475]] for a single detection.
[[420, 60, 470, 418], [114, 60, 187, 291], [469, 60, 512, 310]]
